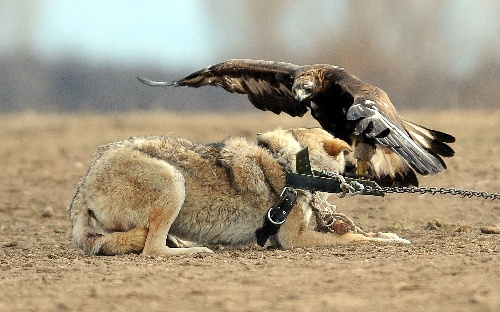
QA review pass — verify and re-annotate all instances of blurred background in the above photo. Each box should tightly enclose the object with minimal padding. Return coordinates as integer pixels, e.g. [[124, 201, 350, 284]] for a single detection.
[[1, 0, 499, 112]]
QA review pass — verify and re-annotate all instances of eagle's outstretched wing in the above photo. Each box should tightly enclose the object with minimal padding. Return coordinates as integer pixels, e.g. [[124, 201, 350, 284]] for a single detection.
[[138, 59, 308, 117]]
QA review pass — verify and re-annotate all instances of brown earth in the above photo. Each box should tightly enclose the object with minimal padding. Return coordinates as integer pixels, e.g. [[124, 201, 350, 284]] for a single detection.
[[0, 110, 499, 312]]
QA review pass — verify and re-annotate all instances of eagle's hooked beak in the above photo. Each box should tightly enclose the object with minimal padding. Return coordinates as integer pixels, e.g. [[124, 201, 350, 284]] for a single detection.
[[294, 88, 312, 103]]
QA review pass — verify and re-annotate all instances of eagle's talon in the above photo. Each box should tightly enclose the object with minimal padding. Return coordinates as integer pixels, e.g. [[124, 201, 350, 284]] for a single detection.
[[356, 160, 369, 178]]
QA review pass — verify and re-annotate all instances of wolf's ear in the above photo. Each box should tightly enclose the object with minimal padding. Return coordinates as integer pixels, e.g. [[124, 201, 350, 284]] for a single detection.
[[324, 139, 352, 157]]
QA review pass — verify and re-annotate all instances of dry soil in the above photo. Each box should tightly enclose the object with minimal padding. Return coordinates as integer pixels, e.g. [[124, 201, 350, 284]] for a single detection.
[[0, 110, 499, 311]]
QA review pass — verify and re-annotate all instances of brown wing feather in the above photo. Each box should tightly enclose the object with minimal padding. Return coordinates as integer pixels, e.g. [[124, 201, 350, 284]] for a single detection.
[[138, 59, 308, 117], [336, 76, 404, 130]]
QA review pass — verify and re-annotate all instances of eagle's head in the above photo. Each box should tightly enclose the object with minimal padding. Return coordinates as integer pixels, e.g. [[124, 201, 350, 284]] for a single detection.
[[292, 68, 325, 103]]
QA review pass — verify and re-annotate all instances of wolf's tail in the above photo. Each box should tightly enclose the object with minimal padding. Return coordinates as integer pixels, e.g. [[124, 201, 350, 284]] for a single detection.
[[69, 192, 148, 255]]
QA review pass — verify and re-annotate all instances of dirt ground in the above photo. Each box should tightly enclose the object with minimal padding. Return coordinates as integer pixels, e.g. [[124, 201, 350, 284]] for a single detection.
[[1, 110, 499, 312]]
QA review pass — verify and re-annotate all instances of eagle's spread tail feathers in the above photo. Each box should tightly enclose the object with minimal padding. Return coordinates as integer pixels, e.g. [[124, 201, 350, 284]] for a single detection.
[[400, 118, 455, 168]]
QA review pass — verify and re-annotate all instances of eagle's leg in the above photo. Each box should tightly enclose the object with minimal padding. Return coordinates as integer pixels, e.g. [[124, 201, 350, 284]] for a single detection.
[[356, 160, 368, 176], [353, 142, 376, 178]]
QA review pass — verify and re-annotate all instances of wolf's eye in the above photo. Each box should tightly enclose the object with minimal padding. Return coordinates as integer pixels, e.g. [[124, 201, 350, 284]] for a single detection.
[[257, 140, 271, 151]]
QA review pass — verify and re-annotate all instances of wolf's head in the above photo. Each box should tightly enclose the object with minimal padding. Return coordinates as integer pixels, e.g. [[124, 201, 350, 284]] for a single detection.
[[257, 127, 352, 174]]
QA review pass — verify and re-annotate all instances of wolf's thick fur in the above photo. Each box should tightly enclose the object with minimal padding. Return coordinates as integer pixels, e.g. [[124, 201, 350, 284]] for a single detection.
[[69, 128, 408, 256]]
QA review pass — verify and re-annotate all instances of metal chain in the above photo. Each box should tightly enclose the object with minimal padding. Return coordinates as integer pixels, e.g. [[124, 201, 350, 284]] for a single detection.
[[317, 170, 500, 200], [362, 185, 500, 200]]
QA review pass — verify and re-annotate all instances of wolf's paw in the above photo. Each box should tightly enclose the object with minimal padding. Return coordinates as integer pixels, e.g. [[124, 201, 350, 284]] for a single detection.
[[142, 246, 214, 257], [364, 232, 411, 244]]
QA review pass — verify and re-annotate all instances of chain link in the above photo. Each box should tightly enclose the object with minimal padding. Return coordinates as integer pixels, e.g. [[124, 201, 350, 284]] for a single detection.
[[362, 185, 500, 200]]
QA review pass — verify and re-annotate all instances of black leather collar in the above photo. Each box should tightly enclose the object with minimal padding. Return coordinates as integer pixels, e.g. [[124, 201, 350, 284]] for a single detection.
[[255, 187, 297, 247]]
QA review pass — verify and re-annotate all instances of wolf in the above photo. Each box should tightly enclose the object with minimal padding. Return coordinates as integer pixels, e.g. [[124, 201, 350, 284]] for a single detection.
[[69, 127, 408, 256]]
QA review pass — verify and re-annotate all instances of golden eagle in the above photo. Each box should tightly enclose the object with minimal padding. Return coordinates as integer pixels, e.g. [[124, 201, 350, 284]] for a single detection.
[[138, 59, 455, 187]]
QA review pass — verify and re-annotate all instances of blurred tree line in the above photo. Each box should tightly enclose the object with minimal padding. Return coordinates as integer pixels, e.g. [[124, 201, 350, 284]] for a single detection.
[[1, 0, 499, 112]]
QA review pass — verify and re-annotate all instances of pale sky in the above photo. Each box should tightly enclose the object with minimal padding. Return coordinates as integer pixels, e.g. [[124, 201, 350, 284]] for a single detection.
[[1, 0, 499, 74], [33, 0, 213, 67]]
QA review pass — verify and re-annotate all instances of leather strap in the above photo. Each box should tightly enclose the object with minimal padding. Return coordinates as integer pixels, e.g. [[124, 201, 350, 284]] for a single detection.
[[255, 187, 297, 247]]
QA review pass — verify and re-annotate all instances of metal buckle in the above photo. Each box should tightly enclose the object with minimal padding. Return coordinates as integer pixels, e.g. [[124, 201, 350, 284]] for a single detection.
[[266, 187, 297, 225]]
